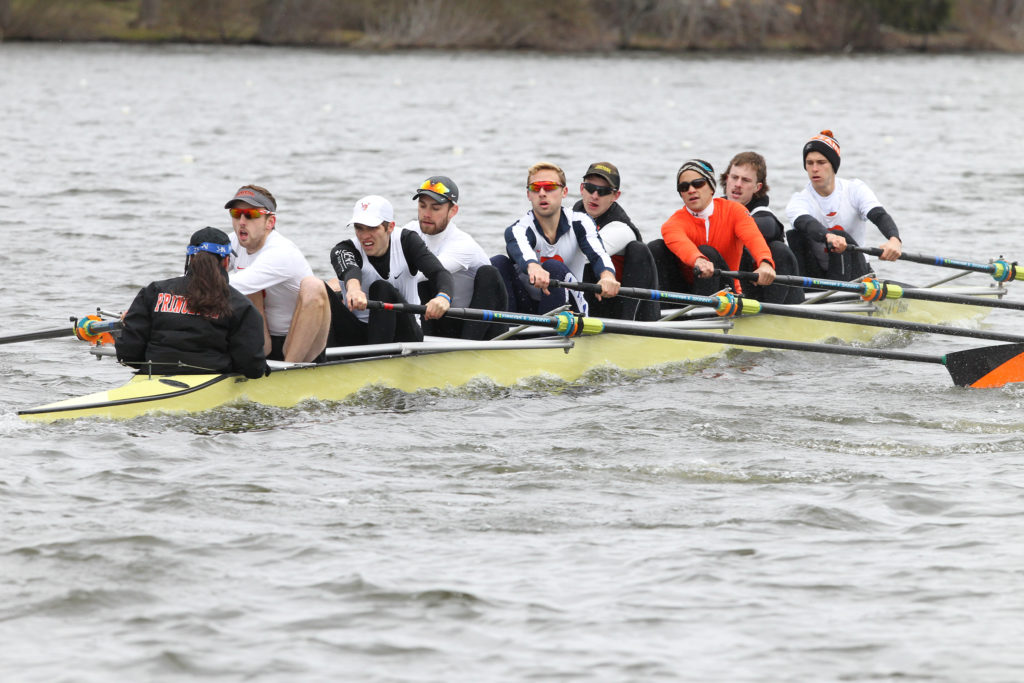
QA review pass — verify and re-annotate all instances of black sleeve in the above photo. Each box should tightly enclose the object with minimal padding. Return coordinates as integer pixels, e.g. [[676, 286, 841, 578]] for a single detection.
[[752, 212, 784, 243], [867, 207, 900, 241], [228, 292, 269, 379], [114, 284, 154, 365], [400, 230, 454, 297], [330, 240, 363, 282], [793, 214, 829, 242]]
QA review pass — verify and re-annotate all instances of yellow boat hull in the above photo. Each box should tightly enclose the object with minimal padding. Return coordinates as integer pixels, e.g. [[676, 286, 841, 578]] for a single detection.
[[17, 293, 999, 422]]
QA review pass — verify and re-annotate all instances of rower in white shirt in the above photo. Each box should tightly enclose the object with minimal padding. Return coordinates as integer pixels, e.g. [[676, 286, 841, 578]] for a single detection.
[[785, 129, 903, 280], [224, 184, 331, 363], [402, 175, 508, 340]]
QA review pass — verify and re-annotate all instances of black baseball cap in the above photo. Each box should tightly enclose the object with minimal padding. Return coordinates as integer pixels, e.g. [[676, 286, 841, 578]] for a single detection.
[[413, 175, 459, 204]]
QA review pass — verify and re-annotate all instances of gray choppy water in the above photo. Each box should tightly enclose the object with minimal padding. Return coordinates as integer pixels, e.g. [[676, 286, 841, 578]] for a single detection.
[[2, 44, 1024, 681]]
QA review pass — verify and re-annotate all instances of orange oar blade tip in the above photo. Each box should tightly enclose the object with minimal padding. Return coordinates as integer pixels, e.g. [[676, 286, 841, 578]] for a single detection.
[[945, 343, 1024, 388]]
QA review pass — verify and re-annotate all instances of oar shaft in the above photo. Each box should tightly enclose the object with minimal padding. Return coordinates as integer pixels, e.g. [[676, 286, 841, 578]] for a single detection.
[[365, 300, 1024, 387], [721, 270, 1024, 312], [366, 301, 564, 328], [0, 327, 76, 345], [756, 299, 1024, 344], [852, 246, 1024, 282], [552, 278, 1024, 344], [366, 300, 945, 364], [0, 317, 121, 346], [593, 320, 947, 366], [552, 279, 720, 308]]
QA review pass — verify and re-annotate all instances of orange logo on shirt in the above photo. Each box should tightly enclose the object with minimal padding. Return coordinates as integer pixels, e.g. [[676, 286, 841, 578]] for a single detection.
[[153, 293, 220, 318]]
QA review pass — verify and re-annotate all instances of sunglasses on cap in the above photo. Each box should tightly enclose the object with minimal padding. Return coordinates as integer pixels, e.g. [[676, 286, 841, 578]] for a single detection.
[[582, 182, 616, 197], [527, 181, 563, 193], [419, 179, 452, 196], [677, 178, 709, 192], [229, 207, 273, 219]]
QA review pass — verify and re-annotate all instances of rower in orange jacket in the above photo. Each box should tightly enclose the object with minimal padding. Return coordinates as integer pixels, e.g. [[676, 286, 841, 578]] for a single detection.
[[648, 158, 775, 298]]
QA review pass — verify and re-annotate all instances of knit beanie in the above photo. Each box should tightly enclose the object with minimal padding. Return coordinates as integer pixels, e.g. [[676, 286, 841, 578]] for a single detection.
[[676, 159, 716, 193], [803, 130, 841, 173]]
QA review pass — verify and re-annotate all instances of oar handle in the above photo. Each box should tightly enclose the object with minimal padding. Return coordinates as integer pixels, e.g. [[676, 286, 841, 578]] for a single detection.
[[717, 269, 872, 294], [716, 269, 757, 282], [550, 279, 602, 294], [366, 300, 576, 331], [549, 280, 731, 310], [364, 300, 613, 337], [850, 245, 1023, 282]]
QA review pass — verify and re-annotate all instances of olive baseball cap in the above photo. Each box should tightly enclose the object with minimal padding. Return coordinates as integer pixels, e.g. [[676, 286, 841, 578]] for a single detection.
[[583, 162, 620, 189]]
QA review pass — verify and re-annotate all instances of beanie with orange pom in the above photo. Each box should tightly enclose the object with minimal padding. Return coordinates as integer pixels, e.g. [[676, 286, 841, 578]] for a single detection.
[[803, 130, 841, 173]]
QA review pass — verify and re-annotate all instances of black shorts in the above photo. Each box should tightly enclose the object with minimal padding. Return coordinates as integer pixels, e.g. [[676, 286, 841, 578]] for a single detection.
[[269, 335, 326, 363]]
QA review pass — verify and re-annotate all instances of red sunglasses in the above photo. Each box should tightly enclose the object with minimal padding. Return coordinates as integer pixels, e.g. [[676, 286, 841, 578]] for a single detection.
[[528, 181, 563, 193], [229, 208, 273, 219]]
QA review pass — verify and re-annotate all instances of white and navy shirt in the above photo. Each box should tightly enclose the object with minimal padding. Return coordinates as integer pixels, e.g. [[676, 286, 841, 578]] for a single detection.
[[504, 207, 615, 279]]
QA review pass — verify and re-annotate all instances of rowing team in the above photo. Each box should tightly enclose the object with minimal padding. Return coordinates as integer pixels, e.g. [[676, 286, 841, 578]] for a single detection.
[[115, 129, 904, 378]]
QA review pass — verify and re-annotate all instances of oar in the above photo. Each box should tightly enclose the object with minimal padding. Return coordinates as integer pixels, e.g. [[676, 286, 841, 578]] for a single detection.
[[549, 279, 1024, 345], [0, 326, 77, 345], [851, 245, 1023, 283], [720, 270, 1024, 313], [0, 316, 122, 346], [365, 300, 1024, 388]]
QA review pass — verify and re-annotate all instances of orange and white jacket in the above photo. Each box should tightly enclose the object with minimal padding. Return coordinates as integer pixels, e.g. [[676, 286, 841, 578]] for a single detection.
[[661, 197, 774, 273]]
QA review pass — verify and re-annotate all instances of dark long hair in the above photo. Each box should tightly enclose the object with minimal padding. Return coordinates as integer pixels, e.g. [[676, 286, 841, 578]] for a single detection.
[[185, 251, 232, 319]]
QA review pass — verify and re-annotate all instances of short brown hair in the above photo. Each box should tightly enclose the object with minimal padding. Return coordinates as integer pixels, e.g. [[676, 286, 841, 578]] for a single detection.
[[527, 162, 566, 187], [720, 152, 769, 201]]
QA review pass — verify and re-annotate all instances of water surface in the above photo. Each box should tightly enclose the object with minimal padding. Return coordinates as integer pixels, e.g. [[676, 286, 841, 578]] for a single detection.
[[2, 44, 1024, 682]]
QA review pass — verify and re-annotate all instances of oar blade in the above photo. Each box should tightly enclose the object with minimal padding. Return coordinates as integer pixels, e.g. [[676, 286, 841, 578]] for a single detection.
[[944, 343, 1024, 388]]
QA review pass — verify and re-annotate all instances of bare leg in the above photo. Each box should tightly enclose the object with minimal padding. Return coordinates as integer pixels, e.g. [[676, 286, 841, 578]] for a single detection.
[[282, 276, 331, 363], [246, 292, 272, 356]]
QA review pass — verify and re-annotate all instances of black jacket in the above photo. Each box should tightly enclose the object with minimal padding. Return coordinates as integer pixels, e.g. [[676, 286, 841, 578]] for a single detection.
[[571, 199, 642, 241], [116, 274, 268, 378], [745, 195, 785, 243]]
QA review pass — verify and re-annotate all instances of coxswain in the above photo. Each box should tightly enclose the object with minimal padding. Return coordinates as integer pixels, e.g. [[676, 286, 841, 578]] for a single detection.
[[116, 227, 268, 378]]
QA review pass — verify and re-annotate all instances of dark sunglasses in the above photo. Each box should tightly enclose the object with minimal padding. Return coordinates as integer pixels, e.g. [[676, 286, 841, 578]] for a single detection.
[[582, 182, 616, 197], [677, 178, 709, 192]]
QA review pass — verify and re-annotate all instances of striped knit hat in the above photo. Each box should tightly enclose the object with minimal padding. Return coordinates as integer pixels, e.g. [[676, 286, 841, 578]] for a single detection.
[[803, 130, 841, 172], [676, 159, 716, 193]]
